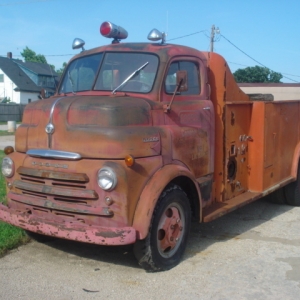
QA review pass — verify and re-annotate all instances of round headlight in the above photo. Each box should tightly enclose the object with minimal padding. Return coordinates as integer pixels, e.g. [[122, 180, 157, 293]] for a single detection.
[[1, 157, 14, 177], [97, 167, 117, 191]]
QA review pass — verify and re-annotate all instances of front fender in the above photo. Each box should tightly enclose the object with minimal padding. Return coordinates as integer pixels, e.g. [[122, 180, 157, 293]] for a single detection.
[[132, 164, 201, 240]]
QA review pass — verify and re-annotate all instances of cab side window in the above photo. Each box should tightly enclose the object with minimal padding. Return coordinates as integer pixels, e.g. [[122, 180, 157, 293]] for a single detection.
[[165, 61, 200, 95]]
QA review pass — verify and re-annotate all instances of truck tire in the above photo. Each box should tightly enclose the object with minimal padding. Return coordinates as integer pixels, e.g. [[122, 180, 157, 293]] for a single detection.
[[133, 185, 191, 272], [284, 165, 300, 206]]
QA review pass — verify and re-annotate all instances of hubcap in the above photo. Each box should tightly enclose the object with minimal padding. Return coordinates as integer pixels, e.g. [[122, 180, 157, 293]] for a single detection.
[[156, 203, 185, 258]]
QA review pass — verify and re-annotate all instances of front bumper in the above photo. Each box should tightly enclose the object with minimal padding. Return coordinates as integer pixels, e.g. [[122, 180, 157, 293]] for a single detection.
[[0, 204, 136, 245]]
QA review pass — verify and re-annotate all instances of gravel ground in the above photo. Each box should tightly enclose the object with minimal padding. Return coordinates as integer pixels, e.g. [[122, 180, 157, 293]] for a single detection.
[[0, 135, 15, 150], [0, 199, 300, 300], [0, 124, 16, 150]]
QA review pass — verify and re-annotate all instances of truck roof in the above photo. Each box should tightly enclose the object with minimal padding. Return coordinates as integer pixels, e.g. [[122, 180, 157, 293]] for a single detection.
[[71, 42, 209, 64]]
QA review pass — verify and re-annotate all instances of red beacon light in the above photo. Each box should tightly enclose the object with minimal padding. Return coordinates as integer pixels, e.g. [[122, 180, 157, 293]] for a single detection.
[[100, 21, 128, 44]]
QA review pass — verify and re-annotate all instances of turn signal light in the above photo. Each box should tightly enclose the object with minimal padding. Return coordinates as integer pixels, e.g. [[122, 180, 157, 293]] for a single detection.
[[4, 146, 14, 155], [125, 155, 135, 167]]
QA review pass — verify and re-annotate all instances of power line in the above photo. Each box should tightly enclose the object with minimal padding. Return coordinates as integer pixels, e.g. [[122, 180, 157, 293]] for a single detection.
[[167, 30, 206, 42], [0, 54, 73, 57], [220, 34, 299, 83], [167, 29, 300, 82], [0, 0, 54, 6]]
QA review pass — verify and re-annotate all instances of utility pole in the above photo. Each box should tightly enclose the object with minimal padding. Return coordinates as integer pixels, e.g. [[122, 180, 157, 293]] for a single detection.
[[210, 25, 215, 52], [210, 25, 220, 52]]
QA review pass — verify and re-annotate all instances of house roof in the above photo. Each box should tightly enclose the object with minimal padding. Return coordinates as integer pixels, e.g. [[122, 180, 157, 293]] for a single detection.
[[15, 60, 58, 77], [0, 57, 41, 92], [238, 83, 300, 87], [0, 56, 58, 93]]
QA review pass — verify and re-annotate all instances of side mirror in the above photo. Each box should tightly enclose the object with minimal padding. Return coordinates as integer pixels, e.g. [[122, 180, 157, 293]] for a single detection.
[[176, 70, 188, 92]]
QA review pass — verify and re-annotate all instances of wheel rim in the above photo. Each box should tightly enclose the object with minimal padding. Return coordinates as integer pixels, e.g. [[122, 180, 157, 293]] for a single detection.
[[156, 202, 185, 258]]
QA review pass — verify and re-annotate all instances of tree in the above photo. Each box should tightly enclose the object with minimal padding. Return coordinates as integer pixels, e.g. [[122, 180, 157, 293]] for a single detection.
[[233, 65, 282, 83], [21, 46, 47, 64], [56, 62, 67, 76], [20, 46, 58, 72]]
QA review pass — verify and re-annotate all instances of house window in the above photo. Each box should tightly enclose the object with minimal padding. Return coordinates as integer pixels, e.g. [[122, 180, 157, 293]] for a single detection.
[[38, 75, 54, 87], [0, 74, 4, 82]]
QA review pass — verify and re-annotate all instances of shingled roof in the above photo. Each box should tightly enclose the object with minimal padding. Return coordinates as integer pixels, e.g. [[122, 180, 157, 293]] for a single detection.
[[16, 60, 58, 77], [0, 56, 58, 93], [0, 57, 41, 92]]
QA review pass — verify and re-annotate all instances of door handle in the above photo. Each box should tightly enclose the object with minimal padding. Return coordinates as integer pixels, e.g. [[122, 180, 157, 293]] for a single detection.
[[203, 107, 211, 110]]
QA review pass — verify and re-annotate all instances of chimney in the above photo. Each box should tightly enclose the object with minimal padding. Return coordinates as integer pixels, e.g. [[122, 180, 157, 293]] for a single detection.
[[7, 52, 12, 59]]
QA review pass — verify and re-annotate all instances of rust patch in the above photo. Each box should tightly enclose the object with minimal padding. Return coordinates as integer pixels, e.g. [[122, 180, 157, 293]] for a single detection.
[[95, 230, 130, 238]]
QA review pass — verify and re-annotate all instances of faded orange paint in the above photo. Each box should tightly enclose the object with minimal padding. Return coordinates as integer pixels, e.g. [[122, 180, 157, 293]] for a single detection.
[[1, 41, 300, 251]]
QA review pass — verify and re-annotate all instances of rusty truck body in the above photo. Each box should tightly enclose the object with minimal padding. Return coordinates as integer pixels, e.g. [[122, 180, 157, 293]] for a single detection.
[[1, 23, 300, 271]]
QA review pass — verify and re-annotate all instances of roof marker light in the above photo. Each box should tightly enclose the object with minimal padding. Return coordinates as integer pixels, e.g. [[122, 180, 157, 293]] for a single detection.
[[147, 29, 167, 44], [72, 38, 85, 51], [100, 21, 128, 44]]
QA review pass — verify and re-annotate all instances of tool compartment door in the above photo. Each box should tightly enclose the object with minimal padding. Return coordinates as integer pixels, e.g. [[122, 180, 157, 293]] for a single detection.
[[224, 103, 252, 200]]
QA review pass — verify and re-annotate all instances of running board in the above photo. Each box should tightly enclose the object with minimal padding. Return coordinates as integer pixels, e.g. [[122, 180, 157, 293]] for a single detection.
[[202, 191, 261, 222]]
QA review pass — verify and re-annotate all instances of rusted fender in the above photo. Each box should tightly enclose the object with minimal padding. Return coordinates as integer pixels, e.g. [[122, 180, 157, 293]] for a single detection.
[[132, 164, 201, 240], [291, 141, 300, 178]]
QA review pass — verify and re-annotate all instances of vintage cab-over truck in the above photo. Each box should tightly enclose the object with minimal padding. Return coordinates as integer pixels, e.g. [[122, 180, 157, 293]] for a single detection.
[[1, 22, 300, 271]]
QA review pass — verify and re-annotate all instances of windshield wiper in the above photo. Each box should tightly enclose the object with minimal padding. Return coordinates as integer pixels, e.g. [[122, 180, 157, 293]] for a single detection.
[[68, 71, 76, 95], [112, 62, 149, 94]]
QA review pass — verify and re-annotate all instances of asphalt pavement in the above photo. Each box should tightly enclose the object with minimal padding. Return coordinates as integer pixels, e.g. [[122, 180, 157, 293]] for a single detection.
[[0, 197, 300, 299], [0, 124, 16, 150]]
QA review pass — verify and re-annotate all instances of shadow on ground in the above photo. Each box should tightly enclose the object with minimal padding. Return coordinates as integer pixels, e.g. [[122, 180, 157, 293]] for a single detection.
[[36, 197, 294, 270]]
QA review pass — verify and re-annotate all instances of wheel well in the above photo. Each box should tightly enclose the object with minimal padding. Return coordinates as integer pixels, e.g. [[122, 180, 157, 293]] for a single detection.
[[168, 176, 200, 221]]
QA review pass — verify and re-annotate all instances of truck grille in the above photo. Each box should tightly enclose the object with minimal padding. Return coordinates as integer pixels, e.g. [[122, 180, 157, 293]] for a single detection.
[[9, 166, 101, 216]]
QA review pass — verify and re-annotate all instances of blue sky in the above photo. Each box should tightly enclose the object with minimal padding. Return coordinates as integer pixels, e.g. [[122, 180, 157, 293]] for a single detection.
[[0, 0, 299, 83]]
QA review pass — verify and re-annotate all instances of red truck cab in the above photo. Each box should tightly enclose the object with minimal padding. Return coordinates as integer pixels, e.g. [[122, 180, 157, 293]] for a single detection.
[[1, 22, 300, 272]]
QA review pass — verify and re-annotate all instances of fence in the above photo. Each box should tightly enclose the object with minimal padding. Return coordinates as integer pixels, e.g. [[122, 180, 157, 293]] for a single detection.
[[0, 104, 26, 122]]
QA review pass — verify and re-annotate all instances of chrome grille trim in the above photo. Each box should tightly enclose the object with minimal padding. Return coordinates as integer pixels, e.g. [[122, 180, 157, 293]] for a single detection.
[[27, 149, 81, 160]]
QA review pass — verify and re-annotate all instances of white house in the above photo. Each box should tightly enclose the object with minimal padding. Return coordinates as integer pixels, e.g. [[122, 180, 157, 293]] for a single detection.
[[0, 53, 58, 104]]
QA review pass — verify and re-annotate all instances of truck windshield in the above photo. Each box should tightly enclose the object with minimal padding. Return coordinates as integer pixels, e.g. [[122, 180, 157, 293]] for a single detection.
[[59, 52, 159, 94]]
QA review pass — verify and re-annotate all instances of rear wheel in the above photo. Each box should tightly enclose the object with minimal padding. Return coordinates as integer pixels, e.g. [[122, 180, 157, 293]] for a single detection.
[[133, 185, 191, 272], [284, 165, 300, 206]]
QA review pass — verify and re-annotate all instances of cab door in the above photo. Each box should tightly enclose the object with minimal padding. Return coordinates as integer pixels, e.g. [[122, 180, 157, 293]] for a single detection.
[[161, 57, 214, 179]]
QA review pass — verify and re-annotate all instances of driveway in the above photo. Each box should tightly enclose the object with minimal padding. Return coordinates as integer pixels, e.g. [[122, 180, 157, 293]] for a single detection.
[[0, 199, 300, 299], [0, 124, 16, 150], [0, 135, 15, 150]]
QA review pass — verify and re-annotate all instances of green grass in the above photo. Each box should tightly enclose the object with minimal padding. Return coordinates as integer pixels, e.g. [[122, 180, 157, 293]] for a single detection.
[[0, 150, 29, 257], [0, 131, 15, 136]]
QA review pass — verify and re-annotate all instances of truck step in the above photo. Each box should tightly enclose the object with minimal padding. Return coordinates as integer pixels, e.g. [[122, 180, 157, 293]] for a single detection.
[[202, 191, 261, 222]]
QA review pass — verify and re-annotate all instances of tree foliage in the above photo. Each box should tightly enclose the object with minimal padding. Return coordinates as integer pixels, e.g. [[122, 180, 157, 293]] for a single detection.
[[56, 62, 67, 76], [233, 65, 282, 83], [20, 46, 47, 64], [20, 46, 66, 73]]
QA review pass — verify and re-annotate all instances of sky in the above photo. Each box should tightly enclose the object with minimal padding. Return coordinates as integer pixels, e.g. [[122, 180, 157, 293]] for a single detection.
[[0, 0, 299, 83]]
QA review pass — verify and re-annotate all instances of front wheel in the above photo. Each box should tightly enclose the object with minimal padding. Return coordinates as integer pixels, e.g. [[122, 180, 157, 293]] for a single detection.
[[133, 185, 191, 272]]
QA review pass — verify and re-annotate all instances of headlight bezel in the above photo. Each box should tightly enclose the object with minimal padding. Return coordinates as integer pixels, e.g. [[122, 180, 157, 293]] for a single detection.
[[1, 156, 15, 178], [97, 167, 117, 191]]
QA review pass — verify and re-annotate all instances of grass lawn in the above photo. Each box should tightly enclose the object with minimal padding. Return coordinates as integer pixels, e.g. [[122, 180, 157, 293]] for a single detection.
[[0, 130, 15, 136], [0, 150, 29, 257]]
